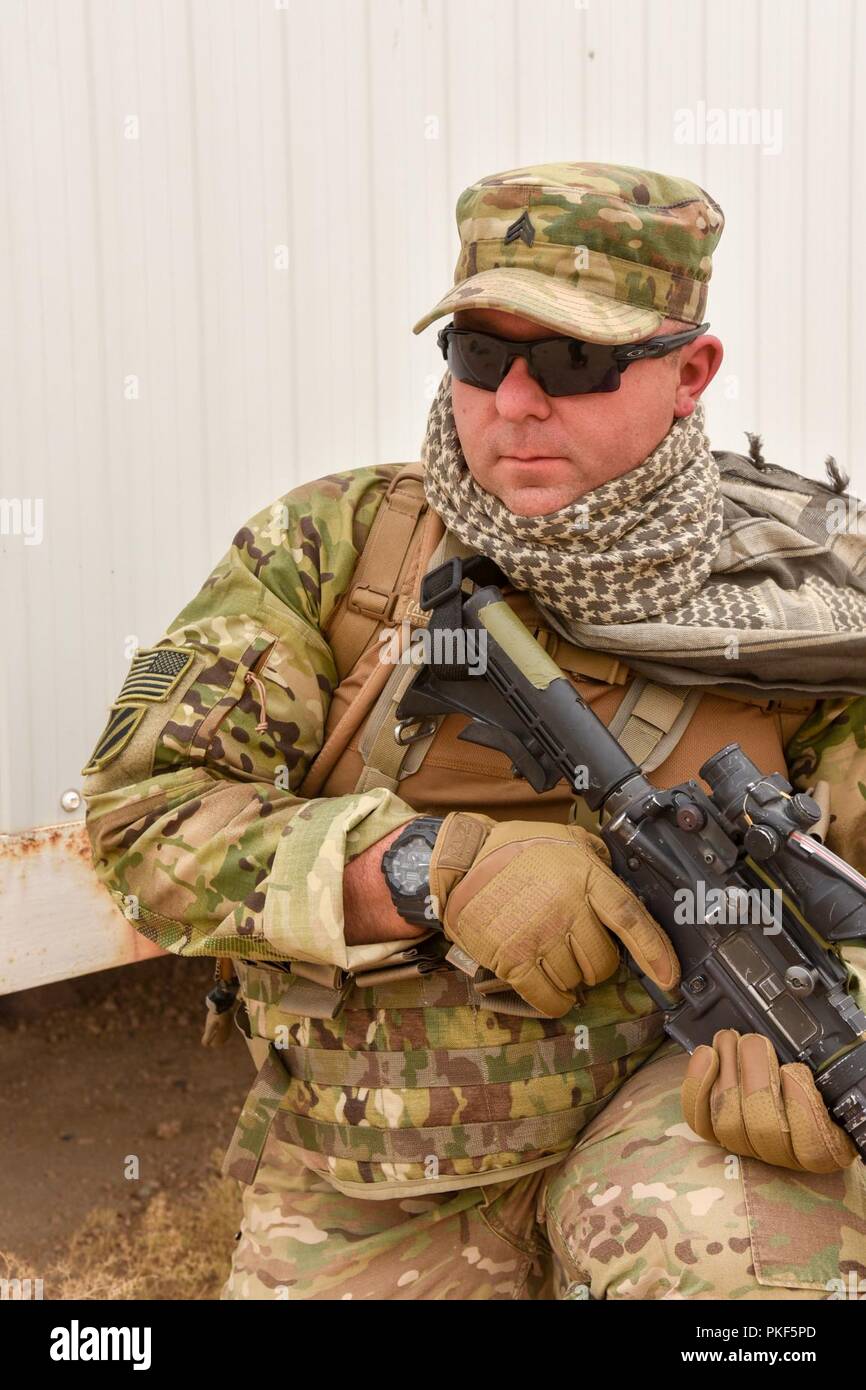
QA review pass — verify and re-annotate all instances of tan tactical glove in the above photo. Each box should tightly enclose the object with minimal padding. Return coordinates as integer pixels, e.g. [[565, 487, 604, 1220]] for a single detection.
[[681, 1028, 858, 1173], [428, 812, 680, 1017]]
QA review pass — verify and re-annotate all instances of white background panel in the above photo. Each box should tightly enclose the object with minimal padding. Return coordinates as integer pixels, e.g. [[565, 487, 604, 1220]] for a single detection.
[[1, 0, 863, 839]]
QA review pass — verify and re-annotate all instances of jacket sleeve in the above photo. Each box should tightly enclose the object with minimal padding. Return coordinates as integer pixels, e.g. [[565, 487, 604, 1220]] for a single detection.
[[786, 695, 866, 1006], [82, 466, 419, 970], [786, 695, 866, 875]]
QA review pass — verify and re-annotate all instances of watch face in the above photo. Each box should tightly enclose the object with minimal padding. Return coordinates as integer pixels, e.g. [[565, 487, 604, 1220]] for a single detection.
[[391, 837, 433, 895]]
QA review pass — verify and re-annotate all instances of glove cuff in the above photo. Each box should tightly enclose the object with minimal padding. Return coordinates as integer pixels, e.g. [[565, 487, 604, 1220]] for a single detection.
[[428, 812, 495, 922]]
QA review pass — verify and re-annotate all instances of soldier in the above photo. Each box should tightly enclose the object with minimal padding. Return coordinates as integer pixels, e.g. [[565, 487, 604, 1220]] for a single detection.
[[83, 163, 866, 1300]]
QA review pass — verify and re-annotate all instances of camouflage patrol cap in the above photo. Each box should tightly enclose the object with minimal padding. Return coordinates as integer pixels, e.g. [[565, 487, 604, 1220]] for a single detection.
[[412, 161, 725, 345]]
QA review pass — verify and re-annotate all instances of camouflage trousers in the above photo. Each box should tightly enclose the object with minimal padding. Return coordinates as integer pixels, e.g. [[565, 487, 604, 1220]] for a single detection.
[[220, 1041, 866, 1300]]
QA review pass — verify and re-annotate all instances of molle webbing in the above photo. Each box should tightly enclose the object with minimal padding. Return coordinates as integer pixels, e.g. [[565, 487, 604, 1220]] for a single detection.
[[269, 1014, 663, 1088], [271, 1102, 602, 1164], [221, 957, 665, 1188], [607, 677, 704, 773]]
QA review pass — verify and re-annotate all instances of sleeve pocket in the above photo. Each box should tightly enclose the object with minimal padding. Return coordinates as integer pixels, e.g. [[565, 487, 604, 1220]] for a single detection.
[[154, 627, 323, 789]]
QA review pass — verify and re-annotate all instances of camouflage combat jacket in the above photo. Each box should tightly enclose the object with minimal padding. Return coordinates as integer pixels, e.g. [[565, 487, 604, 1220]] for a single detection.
[[82, 466, 866, 1198]]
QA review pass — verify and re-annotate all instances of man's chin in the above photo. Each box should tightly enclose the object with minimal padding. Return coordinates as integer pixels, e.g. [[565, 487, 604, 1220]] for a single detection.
[[495, 482, 586, 518], [485, 458, 586, 517]]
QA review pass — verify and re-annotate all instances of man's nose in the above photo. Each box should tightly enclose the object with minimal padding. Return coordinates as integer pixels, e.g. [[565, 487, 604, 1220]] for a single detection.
[[494, 356, 552, 421]]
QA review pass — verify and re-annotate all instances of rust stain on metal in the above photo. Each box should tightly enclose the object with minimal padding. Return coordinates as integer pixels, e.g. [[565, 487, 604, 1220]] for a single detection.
[[0, 822, 167, 994], [0, 823, 92, 862]]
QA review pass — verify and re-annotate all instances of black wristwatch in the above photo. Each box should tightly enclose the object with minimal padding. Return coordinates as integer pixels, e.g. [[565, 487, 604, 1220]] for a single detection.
[[381, 817, 444, 929]]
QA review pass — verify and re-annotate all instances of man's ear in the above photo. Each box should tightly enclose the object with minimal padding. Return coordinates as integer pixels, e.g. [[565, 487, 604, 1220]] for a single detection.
[[674, 335, 724, 417]]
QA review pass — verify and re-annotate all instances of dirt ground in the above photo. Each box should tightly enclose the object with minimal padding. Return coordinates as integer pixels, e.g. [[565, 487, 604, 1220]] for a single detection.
[[0, 956, 255, 1299]]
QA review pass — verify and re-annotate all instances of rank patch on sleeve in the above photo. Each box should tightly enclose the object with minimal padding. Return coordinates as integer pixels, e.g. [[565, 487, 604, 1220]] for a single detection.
[[81, 705, 146, 775], [115, 646, 194, 705]]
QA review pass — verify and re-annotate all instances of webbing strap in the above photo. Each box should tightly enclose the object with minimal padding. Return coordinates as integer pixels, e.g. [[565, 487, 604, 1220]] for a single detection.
[[221, 1039, 605, 1182], [326, 464, 428, 680], [271, 1098, 605, 1162], [354, 660, 431, 793], [608, 677, 703, 774], [352, 530, 455, 793], [276, 972, 352, 1019], [276, 1013, 664, 1088]]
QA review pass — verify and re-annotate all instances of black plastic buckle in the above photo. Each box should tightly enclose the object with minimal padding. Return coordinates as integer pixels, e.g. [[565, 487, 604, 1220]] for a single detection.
[[421, 558, 464, 611]]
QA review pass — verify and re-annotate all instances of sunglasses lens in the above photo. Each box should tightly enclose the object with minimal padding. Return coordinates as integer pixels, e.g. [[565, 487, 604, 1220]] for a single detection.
[[445, 332, 508, 390], [529, 339, 621, 395], [443, 328, 622, 396]]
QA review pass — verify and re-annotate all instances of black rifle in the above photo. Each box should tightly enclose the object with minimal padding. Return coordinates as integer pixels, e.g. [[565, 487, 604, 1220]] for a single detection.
[[396, 556, 866, 1159]]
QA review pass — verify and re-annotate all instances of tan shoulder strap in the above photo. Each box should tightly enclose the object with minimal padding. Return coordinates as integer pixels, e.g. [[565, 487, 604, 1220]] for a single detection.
[[298, 475, 444, 799], [354, 661, 438, 793], [352, 530, 453, 793], [607, 677, 703, 773], [326, 463, 430, 681]]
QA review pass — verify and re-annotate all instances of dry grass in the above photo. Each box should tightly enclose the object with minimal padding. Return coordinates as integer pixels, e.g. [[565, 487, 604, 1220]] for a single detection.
[[0, 1150, 243, 1301]]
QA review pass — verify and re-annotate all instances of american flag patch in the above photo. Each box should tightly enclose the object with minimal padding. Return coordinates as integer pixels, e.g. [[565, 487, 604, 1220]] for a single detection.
[[81, 705, 145, 774], [115, 647, 193, 705]]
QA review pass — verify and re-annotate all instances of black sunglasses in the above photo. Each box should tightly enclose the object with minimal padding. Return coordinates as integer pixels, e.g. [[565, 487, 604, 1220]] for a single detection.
[[437, 320, 709, 397]]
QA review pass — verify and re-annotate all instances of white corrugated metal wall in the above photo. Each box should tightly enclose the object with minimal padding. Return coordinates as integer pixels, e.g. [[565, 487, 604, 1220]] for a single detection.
[[1, 0, 864, 839]]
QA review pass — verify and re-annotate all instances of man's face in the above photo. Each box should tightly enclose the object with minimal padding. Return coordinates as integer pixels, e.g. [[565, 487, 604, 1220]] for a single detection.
[[449, 307, 723, 517]]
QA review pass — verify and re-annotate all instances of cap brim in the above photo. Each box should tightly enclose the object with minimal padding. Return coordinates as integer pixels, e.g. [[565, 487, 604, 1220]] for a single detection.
[[412, 266, 664, 345]]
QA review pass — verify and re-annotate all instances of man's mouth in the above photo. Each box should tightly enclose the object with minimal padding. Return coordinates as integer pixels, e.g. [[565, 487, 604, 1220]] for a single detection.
[[497, 458, 572, 475], [502, 453, 566, 462]]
